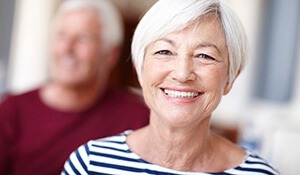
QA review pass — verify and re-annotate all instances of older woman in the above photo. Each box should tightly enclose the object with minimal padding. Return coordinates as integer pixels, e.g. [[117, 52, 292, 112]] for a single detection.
[[62, 0, 279, 174]]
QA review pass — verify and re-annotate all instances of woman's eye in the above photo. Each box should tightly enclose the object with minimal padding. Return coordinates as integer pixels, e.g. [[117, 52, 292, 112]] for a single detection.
[[155, 50, 172, 55], [197, 54, 215, 60]]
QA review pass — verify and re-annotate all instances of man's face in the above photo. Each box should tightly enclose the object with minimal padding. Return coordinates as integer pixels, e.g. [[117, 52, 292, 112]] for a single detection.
[[50, 9, 110, 88]]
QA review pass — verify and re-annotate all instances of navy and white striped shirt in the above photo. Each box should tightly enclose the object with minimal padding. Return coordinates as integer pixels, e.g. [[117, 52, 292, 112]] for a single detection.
[[62, 131, 279, 175]]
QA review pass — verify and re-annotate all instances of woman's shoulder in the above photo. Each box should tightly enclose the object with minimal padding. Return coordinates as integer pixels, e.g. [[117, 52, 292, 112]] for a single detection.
[[231, 150, 280, 175], [89, 131, 129, 146], [85, 130, 132, 153]]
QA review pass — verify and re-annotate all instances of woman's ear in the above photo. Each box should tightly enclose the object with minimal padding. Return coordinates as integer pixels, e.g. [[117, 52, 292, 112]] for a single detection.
[[223, 69, 241, 95], [223, 80, 234, 95]]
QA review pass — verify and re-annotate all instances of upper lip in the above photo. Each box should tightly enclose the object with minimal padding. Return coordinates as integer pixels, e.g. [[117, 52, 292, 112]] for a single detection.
[[160, 87, 201, 93]]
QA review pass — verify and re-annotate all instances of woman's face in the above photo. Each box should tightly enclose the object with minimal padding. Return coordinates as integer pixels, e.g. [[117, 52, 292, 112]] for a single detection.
[[141, 15, 232, 128]]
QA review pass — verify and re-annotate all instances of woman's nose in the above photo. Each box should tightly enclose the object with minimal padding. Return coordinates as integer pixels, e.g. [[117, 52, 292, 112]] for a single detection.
[[171, 57, 196, 83]]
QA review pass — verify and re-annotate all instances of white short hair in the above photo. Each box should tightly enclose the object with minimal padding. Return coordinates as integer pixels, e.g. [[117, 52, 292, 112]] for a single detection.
[[56, 0, 124, 50], [131, 0, 249, 83]]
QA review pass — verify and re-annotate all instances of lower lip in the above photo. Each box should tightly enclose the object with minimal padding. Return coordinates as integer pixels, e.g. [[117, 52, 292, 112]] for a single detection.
[[161, 89, 202, 104]]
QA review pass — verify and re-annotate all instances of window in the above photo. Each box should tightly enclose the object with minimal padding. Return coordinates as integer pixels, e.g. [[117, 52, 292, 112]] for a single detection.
[[255, 0, 300, 103]]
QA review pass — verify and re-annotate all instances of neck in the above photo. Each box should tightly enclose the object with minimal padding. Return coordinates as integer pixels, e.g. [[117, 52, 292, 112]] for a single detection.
[[40, 80, 107, 112], [129, 117, 216, 172]]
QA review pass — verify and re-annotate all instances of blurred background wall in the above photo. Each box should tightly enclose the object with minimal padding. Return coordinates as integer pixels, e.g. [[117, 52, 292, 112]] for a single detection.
[[0, 0, 15, 98], [0, 0, 299, 174]]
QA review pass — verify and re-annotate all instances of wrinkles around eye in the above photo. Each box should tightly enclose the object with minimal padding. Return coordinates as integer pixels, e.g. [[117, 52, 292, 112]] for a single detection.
[[196, 54, 215, 60]]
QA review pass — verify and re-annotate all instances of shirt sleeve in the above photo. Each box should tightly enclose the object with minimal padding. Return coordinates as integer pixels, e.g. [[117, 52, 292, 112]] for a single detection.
[[61, 143, 90, 175]]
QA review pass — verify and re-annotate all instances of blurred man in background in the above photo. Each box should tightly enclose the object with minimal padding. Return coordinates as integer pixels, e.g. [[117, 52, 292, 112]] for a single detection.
[[0, 0, 149, 174]]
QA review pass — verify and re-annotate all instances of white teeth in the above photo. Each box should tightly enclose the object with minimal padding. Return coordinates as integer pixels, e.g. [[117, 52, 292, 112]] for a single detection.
[[164, 89, 199, 98]]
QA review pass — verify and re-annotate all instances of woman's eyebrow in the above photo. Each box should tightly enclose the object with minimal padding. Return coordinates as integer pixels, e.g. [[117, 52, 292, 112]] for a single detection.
[[155, 38, 176, 46], [195, 42, 221, 53]]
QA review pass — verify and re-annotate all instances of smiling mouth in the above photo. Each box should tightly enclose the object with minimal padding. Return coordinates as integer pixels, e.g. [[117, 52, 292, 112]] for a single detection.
[[162, 89, 202, 99]]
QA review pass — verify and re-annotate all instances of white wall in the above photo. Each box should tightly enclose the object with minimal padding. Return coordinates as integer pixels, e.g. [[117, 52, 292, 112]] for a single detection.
[[8, 0, 59, 94]]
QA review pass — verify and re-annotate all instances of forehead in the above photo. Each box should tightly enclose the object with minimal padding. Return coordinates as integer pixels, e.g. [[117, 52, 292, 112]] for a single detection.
[[57, 8, 101, 28]]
